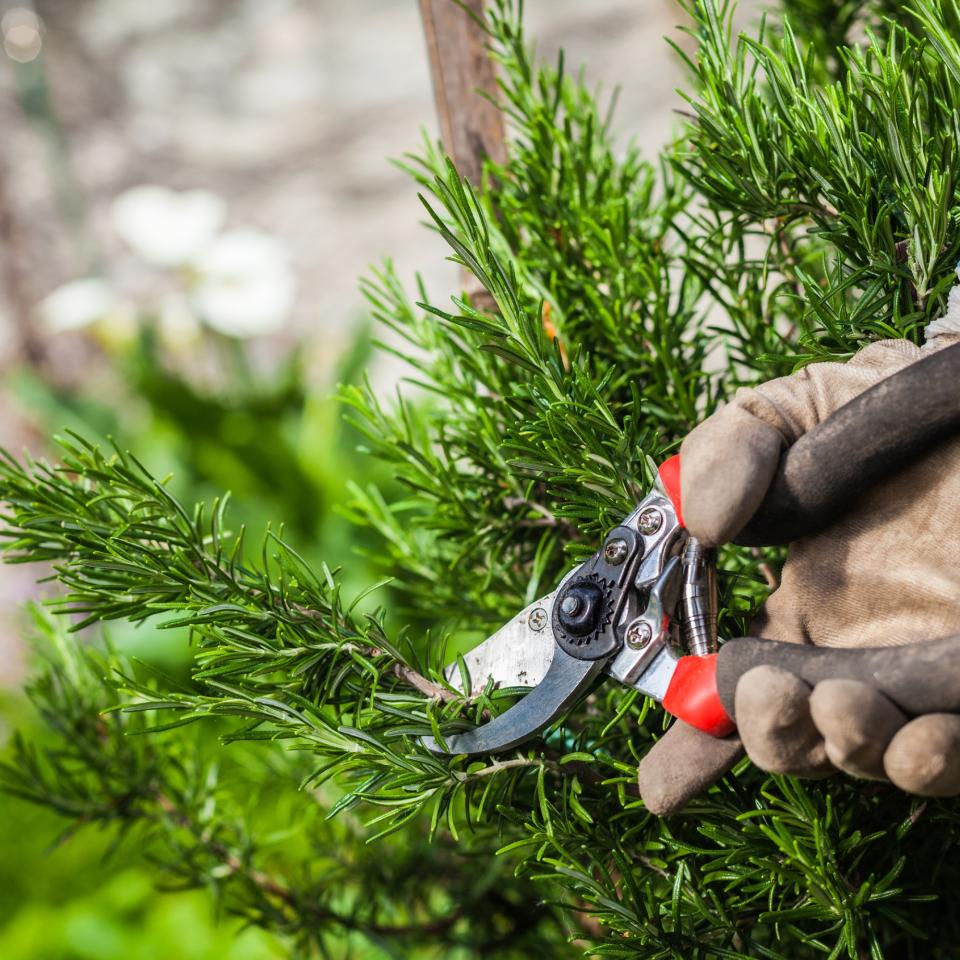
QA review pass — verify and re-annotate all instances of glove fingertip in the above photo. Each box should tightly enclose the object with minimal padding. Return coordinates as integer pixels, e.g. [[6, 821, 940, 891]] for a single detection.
[[735, 665, 836, 777], [680, 410, 785, 546], [884, 714, 960, 796], [809, 679, 903, 780], [638, 721, 744, 815]]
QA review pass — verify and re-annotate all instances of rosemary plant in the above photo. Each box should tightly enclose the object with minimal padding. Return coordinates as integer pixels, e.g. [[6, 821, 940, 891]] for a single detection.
[[4, 1, 960, 956]]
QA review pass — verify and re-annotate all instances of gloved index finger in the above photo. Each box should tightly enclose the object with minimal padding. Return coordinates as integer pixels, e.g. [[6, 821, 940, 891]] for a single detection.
[[734, 341, 960, 547], [716, 633, 960, 720]]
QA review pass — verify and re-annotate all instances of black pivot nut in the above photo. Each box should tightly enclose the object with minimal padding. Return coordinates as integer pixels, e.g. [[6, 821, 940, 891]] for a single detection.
[[557, 579, 605, 638]]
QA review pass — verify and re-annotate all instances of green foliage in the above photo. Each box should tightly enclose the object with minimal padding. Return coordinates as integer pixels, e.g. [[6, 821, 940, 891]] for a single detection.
[[675, 0, 960, 361], [4, 0, 960, 957], [2, 610, 572, 958]]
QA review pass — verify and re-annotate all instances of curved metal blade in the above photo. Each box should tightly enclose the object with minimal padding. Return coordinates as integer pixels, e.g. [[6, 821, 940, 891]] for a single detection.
[[447, 591, 558, 695], [422, 648, 604, 756]]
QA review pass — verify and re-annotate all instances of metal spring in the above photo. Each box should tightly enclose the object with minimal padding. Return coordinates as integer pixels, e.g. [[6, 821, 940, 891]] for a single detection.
[[680, 536, 718, 656]]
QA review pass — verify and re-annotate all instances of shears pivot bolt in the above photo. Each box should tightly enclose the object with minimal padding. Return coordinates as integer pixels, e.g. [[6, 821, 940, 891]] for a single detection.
[[560, 595, 582, 616]]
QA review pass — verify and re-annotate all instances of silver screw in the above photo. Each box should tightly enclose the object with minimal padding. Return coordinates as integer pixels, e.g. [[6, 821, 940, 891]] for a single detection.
[[638, 508, 663, 536], [603, 537, 629, 565], [625, 619, 653, 650], [529, 607, 548, 632], [560, 595, 581, 617]]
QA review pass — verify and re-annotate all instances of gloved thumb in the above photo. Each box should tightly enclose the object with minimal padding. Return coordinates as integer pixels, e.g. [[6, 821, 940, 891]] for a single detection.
[[637, 719, 744, 815]]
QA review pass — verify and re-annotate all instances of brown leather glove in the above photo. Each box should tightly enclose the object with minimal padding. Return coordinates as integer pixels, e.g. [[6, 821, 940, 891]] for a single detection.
[[639, 335, 960, 814]]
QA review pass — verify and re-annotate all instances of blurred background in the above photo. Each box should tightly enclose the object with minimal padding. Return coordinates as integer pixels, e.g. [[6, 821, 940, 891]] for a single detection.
[[0, 1, 751, 956]]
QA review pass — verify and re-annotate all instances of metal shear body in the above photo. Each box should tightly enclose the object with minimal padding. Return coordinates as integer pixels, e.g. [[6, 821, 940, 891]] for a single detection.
[[424, 458, 735, 755]]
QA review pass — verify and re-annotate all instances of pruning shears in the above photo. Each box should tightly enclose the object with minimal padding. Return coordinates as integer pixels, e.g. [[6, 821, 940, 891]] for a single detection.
[[424, 341, 960, 756]]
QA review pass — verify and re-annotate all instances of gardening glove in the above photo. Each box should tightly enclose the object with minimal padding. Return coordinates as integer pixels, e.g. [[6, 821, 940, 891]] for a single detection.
[[639, 324, 960, 815]]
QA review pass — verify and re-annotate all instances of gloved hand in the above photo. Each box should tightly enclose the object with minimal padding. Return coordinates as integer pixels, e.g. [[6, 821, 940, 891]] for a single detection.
[[639, 332, 960, 815]]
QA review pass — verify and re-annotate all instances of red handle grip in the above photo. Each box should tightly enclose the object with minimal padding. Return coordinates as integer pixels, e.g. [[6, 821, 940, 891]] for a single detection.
[[658, 456, 732, 736], [658, 454, 684, 527], [662, 653, 736, 737]]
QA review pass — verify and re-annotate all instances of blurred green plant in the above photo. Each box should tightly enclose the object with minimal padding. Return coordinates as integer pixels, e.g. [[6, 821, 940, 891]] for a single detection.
[[3, 0, 960, 958], [0, 302, 395, 958], [0, 609, 576, 958], [2, 56, 400, 960]]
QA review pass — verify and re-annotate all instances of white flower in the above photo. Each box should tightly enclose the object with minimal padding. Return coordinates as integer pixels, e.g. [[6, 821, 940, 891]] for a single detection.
[[157, 292, 201, 351], [191, 228, 296, 337], [111, 185, 226, 268], [38, 277, 116, 331]]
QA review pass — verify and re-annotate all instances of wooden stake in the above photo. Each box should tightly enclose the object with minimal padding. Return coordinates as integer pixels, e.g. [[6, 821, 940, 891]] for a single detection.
[[419, 0, 507, 187], [419, 0, 507, 309]]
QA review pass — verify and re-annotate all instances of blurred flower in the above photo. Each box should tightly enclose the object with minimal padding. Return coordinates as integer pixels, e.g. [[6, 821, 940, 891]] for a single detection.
[[104, 186, 296, 340], [38, 277, 116, 332], [111, 185, 226, 268], [38, 277, 138, 350], [191, 229, 296, 337], [2, 7, 43, 64], [94, 306, 139, 352], [157, 292, 202, 352]]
